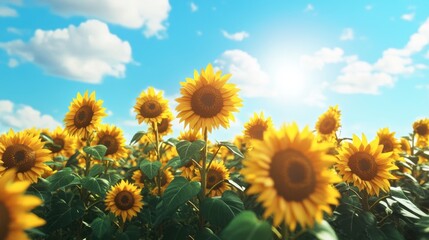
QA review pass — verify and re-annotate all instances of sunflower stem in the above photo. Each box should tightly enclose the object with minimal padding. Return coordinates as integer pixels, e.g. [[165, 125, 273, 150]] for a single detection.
[[369, 194, 390, 211], [206, 145, 221, 170], [201, 127, 208, 197], [84, 130, 91, 176], [206, 179, 227, 197], [360, 191, 370, 211], [281, 223, 289, 240], [154, 121, 162, 196]]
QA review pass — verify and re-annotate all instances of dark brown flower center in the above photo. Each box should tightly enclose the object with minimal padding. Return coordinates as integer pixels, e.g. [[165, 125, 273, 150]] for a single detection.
[[247, 124, 266, 140], [50, 138, 65, 153], [379, 138, 394, 153], [2, 144, 36, 172], [114, 191, 135, 210], [269, 149, 316, 201], [98, 135, 119, 156], [348, 152, 378, 181], [0, 202, 10, 240], [191, 85, 224, 118], [206, 168, 224, 189], [140, 100, 163, 119], [416, 124, 428, 136], [319, 116, 337, 135], [156, 118, 169, 134], [74, 105, 94, 128]]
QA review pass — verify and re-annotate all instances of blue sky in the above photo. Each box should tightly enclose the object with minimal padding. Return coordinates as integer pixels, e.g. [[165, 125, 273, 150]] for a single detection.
[[0, 0, 428, 141]]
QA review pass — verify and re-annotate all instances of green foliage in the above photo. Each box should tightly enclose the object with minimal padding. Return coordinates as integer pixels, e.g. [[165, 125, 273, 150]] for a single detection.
[[220, 211, 272, 240], [83, 145, 108, 160], [130, 131, 146, 145], [139, 159, 162, 179]]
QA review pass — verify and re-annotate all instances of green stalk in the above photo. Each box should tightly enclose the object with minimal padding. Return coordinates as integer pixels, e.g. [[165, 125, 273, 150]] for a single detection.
[[360, 191, 370, 211], [154, 121, 162, 196], [200, 127, 208, 198]]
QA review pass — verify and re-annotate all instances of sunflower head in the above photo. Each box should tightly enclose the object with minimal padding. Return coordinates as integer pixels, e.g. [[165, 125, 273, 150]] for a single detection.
[[134, 87, 169, 125], [376, 128, 402, 161], [193, 161, 230, 197], [149, 111, 174, 137], [400, 138, 411, 155], [0, 129, 51, 183], [64, 91, 106, 137], [48, 127, 76, 158], [243, 112, 273, 140], [131, 170, 148, 188], [413, 118, 429, 138], [336, 134, 398, 196], [178, 129, 202, 142], [241, 123, 340, 230], [0, 169, 45, 240], [151, 169, 174, 196], [94, 124, 128, 160], [176, 64, 242, 132], [105, 180, 143, 222], [315, 105, 341, 142]]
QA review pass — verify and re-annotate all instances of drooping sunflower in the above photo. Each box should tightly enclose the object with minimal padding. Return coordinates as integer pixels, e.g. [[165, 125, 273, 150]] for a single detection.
[[176, 64, 242, 132], [193, 160, 230, 197], [315, 105, 341, 142], [105, 180, 143, 222], [400, 138, 411, 155], [0, 129, 51, 183], [241, 123, 340, 230], [151, 169, 174, 196], [336, 134, 397, 196], [94, 124, 128, 160], [64, 91, 107, 137], [134, 87, 169, 125], [180, 160, 197, 180], [178, 129, 202, 142], [131, 170, 148, 188], [0, 169, 45, 240], [243, 112, 273, 140], [148, 111, 174, 137], [376, 128, 402, 162], [48, 127, 76, 158], [413, 118, 429, 140]]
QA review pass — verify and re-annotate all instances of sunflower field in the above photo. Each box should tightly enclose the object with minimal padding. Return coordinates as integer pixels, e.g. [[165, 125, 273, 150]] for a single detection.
[[1, 64, 429, 240]]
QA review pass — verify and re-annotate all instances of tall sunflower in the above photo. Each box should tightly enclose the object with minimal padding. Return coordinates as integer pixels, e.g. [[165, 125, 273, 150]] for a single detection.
[[131, 170, 148, 188], [94, 124, 128, 160], [193, 161, 230, 197], [48, 127, 76, 158], [315, 105, 341, 142], [243, 112, 273, 140], [134, 87, 169, 124], [176, 64, 242, 132], [64, 91, 106, 137], [376, 128, 402, 162], [336, 134, 397, 196], [241, 123, 340, 230], [413, 118, 429, 140], [105, 180, 143, 222], [178, 129, 202, 142], [148, 111, 174, 137], [0, 169, 45, 240], [400, 138, 411, 155], [0, 130, 51, 183]]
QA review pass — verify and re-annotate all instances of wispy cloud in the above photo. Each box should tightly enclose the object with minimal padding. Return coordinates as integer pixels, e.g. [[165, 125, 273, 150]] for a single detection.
[[401, 13, 415, 21], [221, 30, 249, 41], [0, 6, 17, 17], [365, 4, 373, 10], [304, 4, 314, 12], [340, 28, 354, 41], [190, 2, 198, 12]]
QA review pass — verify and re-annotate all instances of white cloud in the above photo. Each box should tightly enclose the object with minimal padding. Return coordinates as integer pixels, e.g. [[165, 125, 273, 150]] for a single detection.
[[405, 18, 429, 53], [0, 20, 132, 83], [221, 30, 249, 41], [365, 5, 373, 10], [0, 6, 17, 17], [190, 2, 198, 12], [300, 47, 344, 70], [340, 28, 354, 41], [0, 100, 61, 131], [374, 48, 414, 74], [304, 4, 314, 12], [39, 0, 171, 38], [6, 27, 21, 34], [401, 13, 415, 21], [8, 58, 18, 68], [215, 49, 270, 97]]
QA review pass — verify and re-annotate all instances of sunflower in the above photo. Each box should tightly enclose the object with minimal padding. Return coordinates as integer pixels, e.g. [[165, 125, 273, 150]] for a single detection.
[[180, 160, 197, 180], [148, 111, 174, 137], [151, 169, 174, 196], [243, 112, 273, 140], [176, 64, 242, 132], [0, 169, 45, 240], [233, 135, 246, 151], [0, 129, 51, 183], [94, 124, 128, 160], [131, 170, 148, 188], [134, 87, 169, 125], [193, 161, 230, 197], [48, 127, 76, 158], [336, 134, 397, 196], [315, 105, 341, 142], [178, 129, 202, 142], [105, 180, 143, 222], [400, 138, 411, 155], [413, 118, 429, 140], [64, 91, 106, 137], [241, 123, 340, 230], [376, 128, 402, 162]]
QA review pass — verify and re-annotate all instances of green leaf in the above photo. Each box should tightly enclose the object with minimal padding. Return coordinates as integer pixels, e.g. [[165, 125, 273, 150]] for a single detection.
[[46, 196, 85, 231], [139, 159, 162, 179], [100, 172, 122, 185], [196, 228, 221, 240], [46, 167, 78, 191], [201, 198, 235, 228], [89, 164, 105, 177], [27, 178, 52, 203], [220, 211, 272, 240], [165, 137, 179, 147], [416, 215, 429, 233], [155, 177, 201, 225], [81, 177, 110, 196], [307, 221, 338, 240], [222, 190, 245, 214], [124, 225, 140, 239], [40, 132, 54, 143], [176, 140, 205, 163], [390, 186, 428, 218], [164, 156, 182, 169], [83, 145, 107, 160], [219, 141, 244, 159], [91, 216, 112, 239], [130, 131, 146, 145], [380, 224, 405, 240], [163, 223, 191, 240]]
